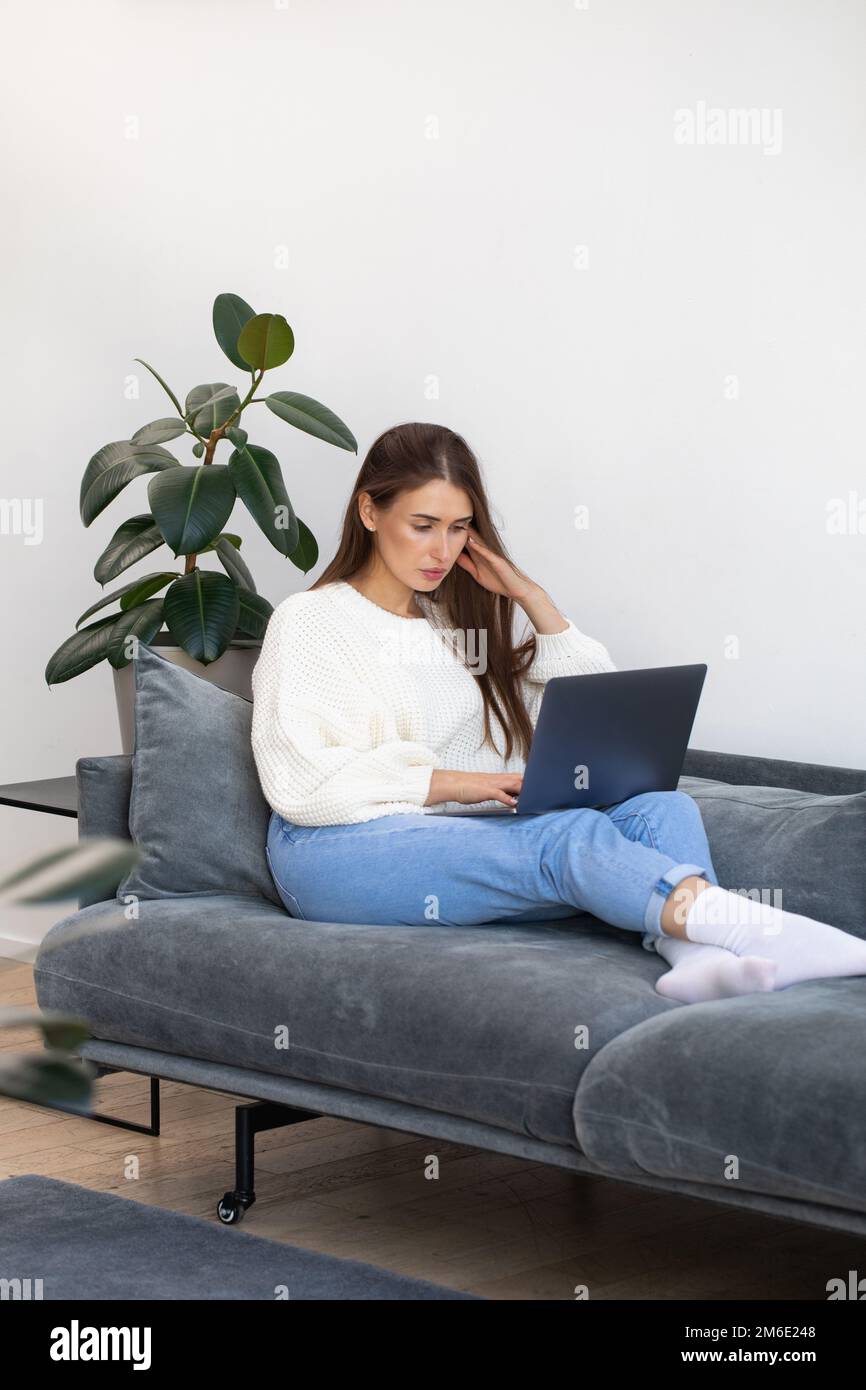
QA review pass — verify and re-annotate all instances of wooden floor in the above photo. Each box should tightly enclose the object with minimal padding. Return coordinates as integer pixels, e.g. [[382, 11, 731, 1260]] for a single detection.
[[2, 957, 863, 1300]]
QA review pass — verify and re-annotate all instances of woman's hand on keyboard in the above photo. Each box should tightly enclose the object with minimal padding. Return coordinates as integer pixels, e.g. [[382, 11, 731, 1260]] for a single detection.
[[426, 770, 524, 808]]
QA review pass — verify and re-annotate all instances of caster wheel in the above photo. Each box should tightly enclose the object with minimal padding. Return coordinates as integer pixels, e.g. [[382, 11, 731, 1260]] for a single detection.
[[217, 1193, 245, 1224]]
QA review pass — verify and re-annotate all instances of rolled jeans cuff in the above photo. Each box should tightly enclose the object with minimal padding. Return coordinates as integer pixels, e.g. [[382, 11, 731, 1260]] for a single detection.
[[643, 862, 710, 938]]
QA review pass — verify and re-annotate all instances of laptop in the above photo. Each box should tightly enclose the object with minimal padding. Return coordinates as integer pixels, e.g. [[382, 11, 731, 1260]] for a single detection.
[[435, 664, 707, 817]]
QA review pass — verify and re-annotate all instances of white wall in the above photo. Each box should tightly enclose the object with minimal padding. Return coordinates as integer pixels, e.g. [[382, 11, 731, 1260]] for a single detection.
[[2, 0, 864, 952]]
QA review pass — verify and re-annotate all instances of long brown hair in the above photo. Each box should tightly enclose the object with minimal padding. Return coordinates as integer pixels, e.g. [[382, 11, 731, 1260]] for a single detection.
[[310, 421, 538, 761]]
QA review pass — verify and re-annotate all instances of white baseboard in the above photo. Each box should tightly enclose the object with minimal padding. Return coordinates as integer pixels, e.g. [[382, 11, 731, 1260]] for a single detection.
[[0, 934, 39, 968]]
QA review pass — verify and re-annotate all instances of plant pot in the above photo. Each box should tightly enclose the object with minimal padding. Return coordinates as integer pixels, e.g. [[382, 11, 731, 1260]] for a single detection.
[[112, 632, 262, 755]]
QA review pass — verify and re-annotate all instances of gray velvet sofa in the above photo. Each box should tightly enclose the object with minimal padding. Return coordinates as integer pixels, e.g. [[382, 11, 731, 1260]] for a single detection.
[[32, 648, 866, 1238]]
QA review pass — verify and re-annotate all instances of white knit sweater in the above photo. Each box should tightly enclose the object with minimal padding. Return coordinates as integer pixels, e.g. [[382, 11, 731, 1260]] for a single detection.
[[250, 578, 617, 826]]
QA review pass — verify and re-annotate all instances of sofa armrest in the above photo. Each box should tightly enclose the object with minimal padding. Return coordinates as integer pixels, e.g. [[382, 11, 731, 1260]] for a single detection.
[[76, 755, 134, 907], [682, 747, 866, 797]]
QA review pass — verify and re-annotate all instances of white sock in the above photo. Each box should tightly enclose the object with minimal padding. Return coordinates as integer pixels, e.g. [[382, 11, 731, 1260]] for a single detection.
[[682, 885, 866, 991], [653, 933, 777, 1003]]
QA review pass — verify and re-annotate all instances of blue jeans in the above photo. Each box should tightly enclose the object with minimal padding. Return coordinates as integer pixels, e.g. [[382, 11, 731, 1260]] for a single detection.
[[265, 789, 720, 952]]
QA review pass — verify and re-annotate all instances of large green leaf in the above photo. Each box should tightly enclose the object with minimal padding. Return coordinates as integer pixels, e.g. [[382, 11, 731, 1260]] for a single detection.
[[0, 839, 140, 905], [0, 1054, 94, 1107], [265, 392, 357, 452], [75, 572, 175, 628], [80, 441, 181, 527], [0, 1007, 90, 1050], [212, 534, 256, 591], [235, 587, 273, 639], [163, 570, 240, 664], [106, 599, 166, 669], [227, 443, 299, 556], [132, 418, 187, 445], [237, 313, 294, 371], [289, 517, 319, 573], [148, 465, 236, 556], [94, 514, 165, 583], [184, 382, 240, 436], [45, 615, 117, 685], [213, 293, 257, 371]]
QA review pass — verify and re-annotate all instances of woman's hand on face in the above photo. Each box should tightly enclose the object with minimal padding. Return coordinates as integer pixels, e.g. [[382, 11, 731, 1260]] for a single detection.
[[455, 529, 538, 603]]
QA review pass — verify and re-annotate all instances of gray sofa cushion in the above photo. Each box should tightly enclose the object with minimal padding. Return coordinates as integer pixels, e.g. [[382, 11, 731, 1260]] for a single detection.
[[573, 978, 866, 1216], [115, 644, 281, 907], [678, 775, 866, 937], [33, 892, 676, 1152]]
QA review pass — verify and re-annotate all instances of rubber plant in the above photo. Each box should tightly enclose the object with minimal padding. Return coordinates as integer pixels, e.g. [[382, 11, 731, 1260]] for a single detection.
[[45, 292, 357, 684]]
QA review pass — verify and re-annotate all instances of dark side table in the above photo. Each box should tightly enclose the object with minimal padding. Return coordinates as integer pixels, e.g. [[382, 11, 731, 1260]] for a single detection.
[[0, 776, 78, 818]]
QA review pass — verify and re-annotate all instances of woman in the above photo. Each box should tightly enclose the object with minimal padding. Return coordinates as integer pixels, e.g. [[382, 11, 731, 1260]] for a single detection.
[[251, 422, 866, 1005]]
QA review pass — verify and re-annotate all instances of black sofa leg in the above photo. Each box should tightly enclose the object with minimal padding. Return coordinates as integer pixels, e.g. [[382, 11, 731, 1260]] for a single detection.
[[79, 1069, 161, 1136], [56, 1063, 319, 1220], [217, 1100, 321, 1225]]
